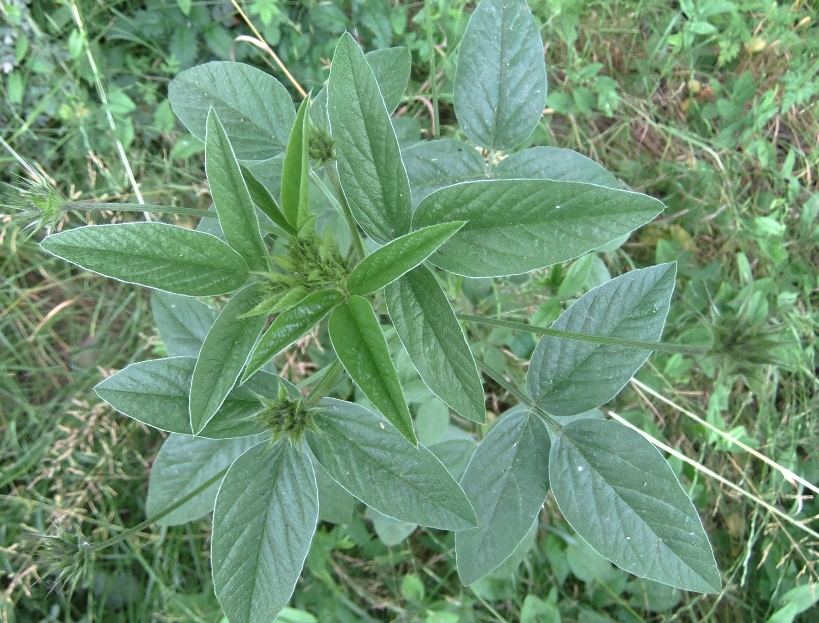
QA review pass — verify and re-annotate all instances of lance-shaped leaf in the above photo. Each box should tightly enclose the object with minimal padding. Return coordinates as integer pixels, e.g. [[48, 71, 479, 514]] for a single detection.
[[96, 357, 275, 439], [239, 165, 294, 235], [146, 433, 264, 526], [213, 441, 318, 623], [494, 146, 619, 188], [307, 399, 477, 530], [413, 179, 665, 277], [206, 110, 268, 272], [328, 296, 415, 444], [526, 264, 676, 416], [550, 419, 721, 593], [312, 46, 411, 135], [347, 222, 465, 295], [95, 356, 196, 434], [189, 286, 267, 434], [328, 32, 412, 242], [364, 46, 411, 113], [453, 0, 547, 151], [403, 139, 487, 208], [456, 408, 550, 585], [41, 223, 249, 296], [151, 291, 218, 358], [385, 267, 485, 423], [244, 289, 344, 381], [169, 61, 295, 161], [280, 98, 311, 229]]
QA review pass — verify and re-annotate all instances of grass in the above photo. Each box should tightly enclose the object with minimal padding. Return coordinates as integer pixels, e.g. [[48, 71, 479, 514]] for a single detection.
[[2, 0, 818, 621]]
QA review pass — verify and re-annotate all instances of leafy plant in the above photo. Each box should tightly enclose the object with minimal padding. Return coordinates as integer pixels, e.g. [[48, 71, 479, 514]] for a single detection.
[[35, 0, 721, 620]]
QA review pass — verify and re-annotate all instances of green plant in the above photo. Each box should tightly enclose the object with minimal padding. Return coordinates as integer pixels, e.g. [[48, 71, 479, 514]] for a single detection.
[[31, 0, 722, 620]]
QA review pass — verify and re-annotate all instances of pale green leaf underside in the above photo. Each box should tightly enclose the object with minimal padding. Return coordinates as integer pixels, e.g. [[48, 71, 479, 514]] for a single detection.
[[95, 357, 274, 439], [146, 433, 263, 526], [456, 408, 550, 585], [244, 289, 344, 381], [347, 222, 465, 295], [526, 264, 676, 416], [213, 441, 318, 623], [205, 110, 267, 271], [169, 61, 295, 161], [306, 399, 477, 530], [413, 179, 665, 277], [402, 139, 487, 208], [190, 286, 267, 434], [41, 223, 249, 296], [328, 32, 412, 242], [550, 419, 720, 593], [150, 291, 218, 358], [453, 0, 547, 151], [328, 296, 415, 445], [385, 266, 485, 424], [494, 146, 619, 188]]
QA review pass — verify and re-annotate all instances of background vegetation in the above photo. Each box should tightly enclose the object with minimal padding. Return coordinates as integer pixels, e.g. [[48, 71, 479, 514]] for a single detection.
[[1, 0, 817, 621]]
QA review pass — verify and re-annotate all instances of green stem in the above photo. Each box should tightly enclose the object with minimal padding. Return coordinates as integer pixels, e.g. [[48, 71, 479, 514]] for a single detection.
[[65, 202, 218, 219], [62, 202, 281, 235], [425, 0, 440, 138], [474, 358, 558, 429], [87, 466, 230, 554], [305, 359, 345, 407], [457, 313, 708, 355], [324, 163, 367, 260]]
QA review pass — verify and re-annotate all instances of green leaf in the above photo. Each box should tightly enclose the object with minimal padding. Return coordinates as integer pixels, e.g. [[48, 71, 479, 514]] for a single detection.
[[402, 139, 487, 208], [213, 441, 318, 623], [328, 296, 415, 445], [413, 180, 665, 277], [526, 264, 676, 416], [146, 433, 263, 526], [242, 155, 285, 206], [520, 595, 561, 623], [347, 222, 465, 295], [306, 399, 477, 530], [169, 62, 295, 161], [310, 46, 410, 132], [244, 289, 344, 381], [311, 453, 356, 525], [190, 286, 267, 434], [385, 267, 485, 423], [453, 0, 547, 150], [280, 98, 310, 229], [95, 357, 275, 439], [550, 419, 721, 593], [494, 146, 619, 188], [364, 46, 411, 112], [41, 223, 249, 296], [366, 507, 416, 546], [95, 356, 195, 434], [328, 32, 412, 242], [240, 164, 295, 235], [151, 291, 218, 358], [456, 408, 550, 585], [206, 110, 268, 272], [429, 439, 476, 481]]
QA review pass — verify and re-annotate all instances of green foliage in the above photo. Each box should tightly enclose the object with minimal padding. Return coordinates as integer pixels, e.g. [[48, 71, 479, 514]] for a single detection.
[[34, 6, 723, 614], [16, 0, 819, 620]]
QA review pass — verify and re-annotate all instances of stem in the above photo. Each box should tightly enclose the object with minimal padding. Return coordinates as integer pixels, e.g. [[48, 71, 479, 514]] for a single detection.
[[457, 313, 708, 355], [87, 466, 230, 554], [305, 359, 344, 407], [425, 0, 439, 138], [65, 202, 218, 219], [475, 358, 558, 429], [324, 163, 367, 260]]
